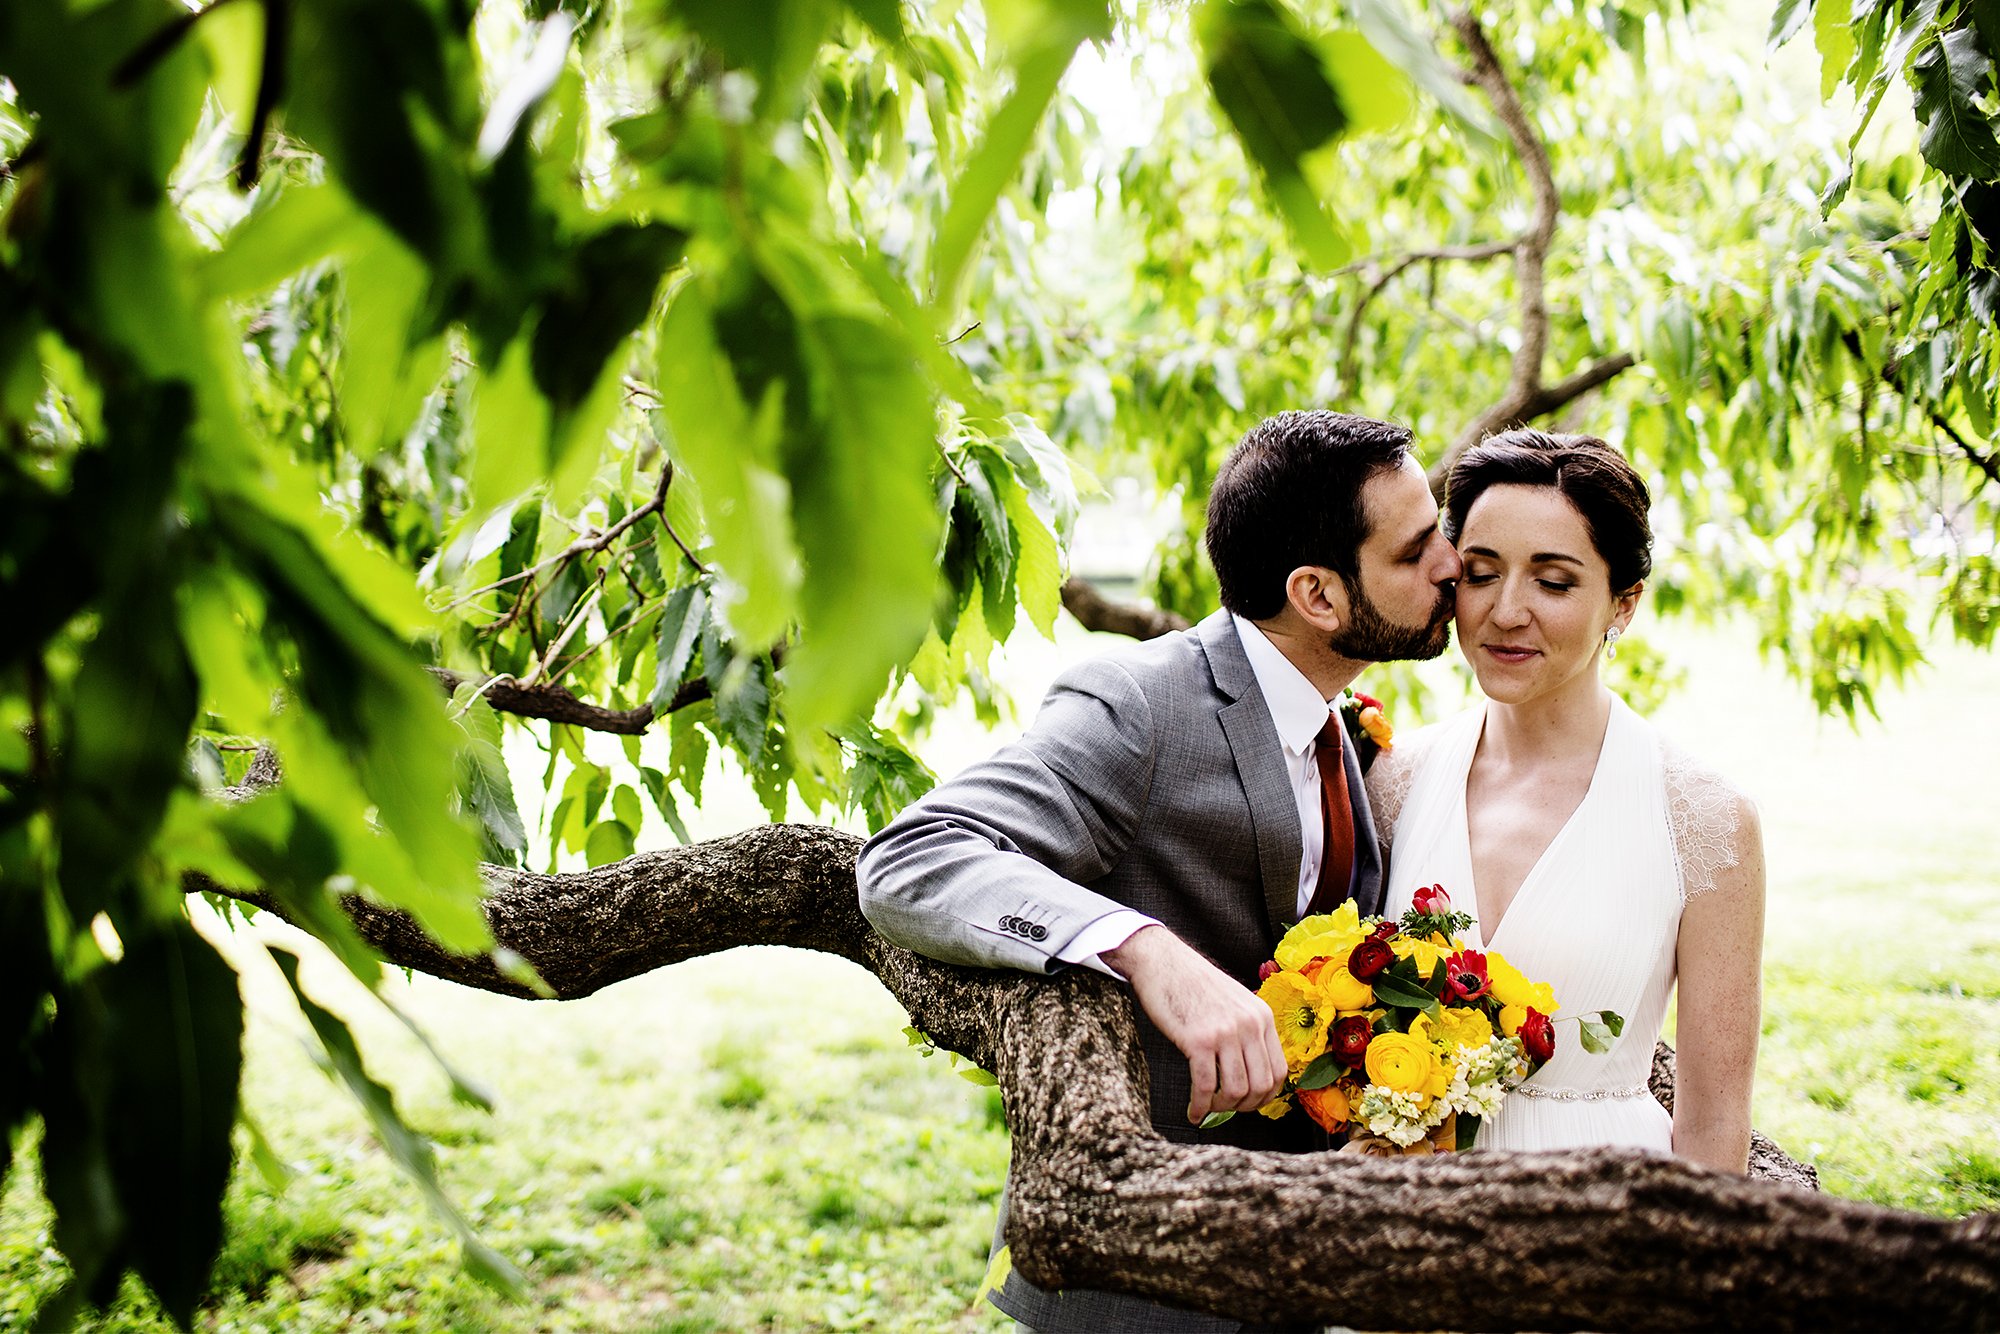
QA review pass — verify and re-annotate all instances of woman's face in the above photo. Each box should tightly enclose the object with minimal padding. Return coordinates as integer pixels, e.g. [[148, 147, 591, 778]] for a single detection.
[[1453, 483, 1638, 706]]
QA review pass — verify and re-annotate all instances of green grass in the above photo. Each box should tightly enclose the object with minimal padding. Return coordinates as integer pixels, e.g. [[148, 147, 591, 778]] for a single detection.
[[2, 613, 1997, 1328]]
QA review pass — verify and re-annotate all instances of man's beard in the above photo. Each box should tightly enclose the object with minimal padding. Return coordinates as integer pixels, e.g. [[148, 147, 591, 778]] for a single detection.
[[1328, 578, 1454, 662]]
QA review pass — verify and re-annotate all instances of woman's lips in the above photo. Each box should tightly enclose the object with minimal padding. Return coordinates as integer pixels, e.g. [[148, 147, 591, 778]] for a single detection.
[[1483, 645, 1539, 665]]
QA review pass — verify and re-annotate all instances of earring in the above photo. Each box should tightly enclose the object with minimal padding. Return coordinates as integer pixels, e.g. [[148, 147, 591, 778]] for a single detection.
[[1604, 626, 1622, 660]]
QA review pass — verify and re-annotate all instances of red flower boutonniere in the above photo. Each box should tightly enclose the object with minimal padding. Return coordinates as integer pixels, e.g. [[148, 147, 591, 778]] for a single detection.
[[1338, 689, 1394, 769]]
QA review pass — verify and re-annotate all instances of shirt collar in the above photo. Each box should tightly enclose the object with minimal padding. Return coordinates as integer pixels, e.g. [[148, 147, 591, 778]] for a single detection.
[[1230, 613, 1335, 758]]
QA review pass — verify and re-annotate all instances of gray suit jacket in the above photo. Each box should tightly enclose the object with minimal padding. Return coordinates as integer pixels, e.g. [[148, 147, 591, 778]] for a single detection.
[[857, 609, 1385, 1332]]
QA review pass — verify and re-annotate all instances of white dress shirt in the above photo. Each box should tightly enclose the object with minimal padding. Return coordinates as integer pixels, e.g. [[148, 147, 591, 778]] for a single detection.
[[1059, 613, 1339, 977]]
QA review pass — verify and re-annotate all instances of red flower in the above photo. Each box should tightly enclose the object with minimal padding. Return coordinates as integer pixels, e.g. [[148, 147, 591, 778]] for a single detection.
[[1370, 920, 1400, 942], [1352, 692, 1383, 711], [1412, 884, 1452, 916], [1442, 949, 1492, 1003], [1520, 1007, 1557, 1065], [1258, 959, 1280, 983], [1347, 937, 1393, 982], [1330, 1015, 1373, 1066]]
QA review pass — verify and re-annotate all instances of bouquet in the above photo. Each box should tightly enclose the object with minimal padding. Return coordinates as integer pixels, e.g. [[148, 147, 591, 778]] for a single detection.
[[1227, 885, 1623, 1154]]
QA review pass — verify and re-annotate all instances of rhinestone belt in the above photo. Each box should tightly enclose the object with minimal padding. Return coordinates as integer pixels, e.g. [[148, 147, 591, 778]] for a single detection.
[[1512, 1082, 1650, 1102]]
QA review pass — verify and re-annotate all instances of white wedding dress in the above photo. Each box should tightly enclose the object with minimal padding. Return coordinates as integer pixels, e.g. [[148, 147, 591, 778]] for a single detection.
[[1369, 696, 1745, 1154]]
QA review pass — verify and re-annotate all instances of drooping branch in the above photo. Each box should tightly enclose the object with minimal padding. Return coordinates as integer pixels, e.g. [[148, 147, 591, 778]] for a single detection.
[[1059, 577, 1190, 640], [183, 817, 1998, 1330], [1423, 11, 1637, 491], [1338, 239, 1520, 391], [427, 667, 710, 736]]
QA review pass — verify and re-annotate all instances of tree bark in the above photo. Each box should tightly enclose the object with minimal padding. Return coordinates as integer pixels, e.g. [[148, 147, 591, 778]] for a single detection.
[[186, 821, 2000, 1331], [1060, 577, 1190, 640]]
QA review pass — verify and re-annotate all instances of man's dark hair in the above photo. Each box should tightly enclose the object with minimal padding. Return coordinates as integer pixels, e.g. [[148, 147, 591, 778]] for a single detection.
[[1442, 428, 1653, 592], [1204, 410, 1415, 620]]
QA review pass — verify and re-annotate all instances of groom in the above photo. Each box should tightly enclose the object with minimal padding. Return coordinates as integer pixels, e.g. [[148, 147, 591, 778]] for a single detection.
[[856, 410, 1462, 1332]]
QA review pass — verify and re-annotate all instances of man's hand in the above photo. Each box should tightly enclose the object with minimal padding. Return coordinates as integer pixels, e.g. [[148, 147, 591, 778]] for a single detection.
[[1102, 924, 1287, 1125]]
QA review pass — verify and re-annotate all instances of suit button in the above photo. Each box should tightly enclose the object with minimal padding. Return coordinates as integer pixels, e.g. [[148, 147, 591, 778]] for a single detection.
[[1029, 924, 1048, 941], [998, 915, 1016, 931]]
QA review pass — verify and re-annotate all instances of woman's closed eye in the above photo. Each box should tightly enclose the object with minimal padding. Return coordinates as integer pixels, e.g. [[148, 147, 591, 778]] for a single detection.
[[1537, 579, 1576, 593]]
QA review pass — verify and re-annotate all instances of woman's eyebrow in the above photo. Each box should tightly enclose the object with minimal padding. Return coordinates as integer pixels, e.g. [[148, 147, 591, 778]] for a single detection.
[[1459, 545, 1586, 566]]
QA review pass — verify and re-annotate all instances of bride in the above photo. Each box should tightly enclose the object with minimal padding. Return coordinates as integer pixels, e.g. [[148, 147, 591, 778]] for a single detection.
[[1367, 429, 1765, 1172]]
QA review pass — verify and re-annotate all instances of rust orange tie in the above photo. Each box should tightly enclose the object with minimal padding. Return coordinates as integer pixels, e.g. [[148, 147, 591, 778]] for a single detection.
[[1309, 715, 1356, 916]]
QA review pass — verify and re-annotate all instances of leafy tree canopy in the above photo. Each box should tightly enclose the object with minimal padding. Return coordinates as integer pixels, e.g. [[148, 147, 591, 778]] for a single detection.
[[2, 0, 1996, 1320]]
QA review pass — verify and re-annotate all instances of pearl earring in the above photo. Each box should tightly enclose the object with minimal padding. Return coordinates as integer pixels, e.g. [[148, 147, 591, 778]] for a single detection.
[[1604, 626, 1622, 660]]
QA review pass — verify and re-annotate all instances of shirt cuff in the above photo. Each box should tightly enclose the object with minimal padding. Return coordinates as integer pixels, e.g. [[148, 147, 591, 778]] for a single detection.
[[1058, 909, 1160, 980]]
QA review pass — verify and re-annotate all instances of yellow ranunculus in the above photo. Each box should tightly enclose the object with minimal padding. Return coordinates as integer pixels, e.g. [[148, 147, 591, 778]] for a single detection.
[[1498, 1004, 1527, 1037], [1317, 965, 1375, 1014], [1275, 903, 1367, 974], [1487, 951, 1558, 1014], [1364, 1030, 1445, 1098], [1437, 1005, 1495, 1053], [1389, 933, 1453, 976], [1259, 971, 1328, 1073], [1258, 1096, 1294, 1121]]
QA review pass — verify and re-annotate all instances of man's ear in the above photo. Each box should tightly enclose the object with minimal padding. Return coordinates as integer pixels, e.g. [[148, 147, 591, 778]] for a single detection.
[[1284, 565, 1348, 633]]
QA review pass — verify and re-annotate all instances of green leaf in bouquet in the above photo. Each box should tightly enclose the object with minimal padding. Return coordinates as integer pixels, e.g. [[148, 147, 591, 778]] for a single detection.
[[1295, 1052, 1344, 1091], [1368, 970, 1441, 1020], [1199, 1110, 1237, 1130], [1599, 1010, 1627, 1037], [1579, 1018, 1617, 1054], [1455, 1113, 1480, 1152]]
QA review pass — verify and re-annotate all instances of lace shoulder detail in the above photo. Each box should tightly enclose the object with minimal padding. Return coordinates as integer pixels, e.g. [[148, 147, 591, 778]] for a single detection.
[[1661, 739, 1753, 903], [1364, 724, 1442, 855]]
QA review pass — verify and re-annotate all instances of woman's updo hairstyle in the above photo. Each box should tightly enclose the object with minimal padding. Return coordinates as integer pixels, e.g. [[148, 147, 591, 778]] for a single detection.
[[1442, 429, 1654, 593]]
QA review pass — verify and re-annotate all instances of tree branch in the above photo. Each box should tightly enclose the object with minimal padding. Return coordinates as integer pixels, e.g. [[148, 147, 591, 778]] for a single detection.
[[1426, 12, 1637, 493], [181, 820, 2000, 1330], [1059, 577, 1190, 640], [1339, 239, 1521, 392], [427, 667, 711, 735]]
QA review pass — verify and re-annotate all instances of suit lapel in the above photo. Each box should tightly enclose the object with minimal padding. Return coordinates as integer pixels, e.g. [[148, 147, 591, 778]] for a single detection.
[[1200, 612, 1303, 942]]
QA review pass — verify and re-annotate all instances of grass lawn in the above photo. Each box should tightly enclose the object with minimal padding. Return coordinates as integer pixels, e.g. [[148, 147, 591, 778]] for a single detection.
[[2, 612, 1996, 1330]]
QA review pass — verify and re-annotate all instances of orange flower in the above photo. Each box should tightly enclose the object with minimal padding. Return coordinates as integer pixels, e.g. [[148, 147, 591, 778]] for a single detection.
[[1298, 1082, 1351, 1133], [1358, 705, 1393, 750]]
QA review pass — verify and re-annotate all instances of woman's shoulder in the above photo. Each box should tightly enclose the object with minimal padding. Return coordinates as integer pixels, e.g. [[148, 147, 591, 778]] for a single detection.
[[1646, 726, 1762, 902], [1363, 706, 1477, 834]]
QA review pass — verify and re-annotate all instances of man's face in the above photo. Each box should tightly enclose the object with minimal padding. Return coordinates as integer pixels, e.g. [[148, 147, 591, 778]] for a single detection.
[[1329, 457, 1463, 662]]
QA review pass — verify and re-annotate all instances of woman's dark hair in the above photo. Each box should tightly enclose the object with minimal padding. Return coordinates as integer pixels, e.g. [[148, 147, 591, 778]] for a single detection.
[[1442, 429, 1653, 592], [1205, 410, 1415, 620]]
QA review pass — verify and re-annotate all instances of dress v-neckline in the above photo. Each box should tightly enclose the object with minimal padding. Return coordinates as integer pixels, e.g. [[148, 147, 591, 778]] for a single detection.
[[1457, 701, 1620, 950]]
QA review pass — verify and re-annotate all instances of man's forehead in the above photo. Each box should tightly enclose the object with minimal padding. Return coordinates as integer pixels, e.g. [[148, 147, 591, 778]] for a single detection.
[[1360, 457, 1439, 543]]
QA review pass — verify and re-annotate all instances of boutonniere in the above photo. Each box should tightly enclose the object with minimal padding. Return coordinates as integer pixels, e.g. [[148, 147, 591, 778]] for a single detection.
[[1338, 689, 1394, 769]]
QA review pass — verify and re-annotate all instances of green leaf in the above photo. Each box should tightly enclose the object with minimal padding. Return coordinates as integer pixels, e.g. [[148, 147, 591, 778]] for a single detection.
[[671, 0, 841, 117], [270, 948, 522, 1295], [1346, 0, 1495, 138], [930, 0, 1111, 314], [1196, 0, 1354, 268], [976, 1244, 1012, 1302], [638, 765, 693, 843], [656, 282, 799, 646], [649, 582, 711, 709], [584, 819, 636, 867], [38, 918, 243, 1323], [1198, 1110, 1238, 1129], [1455, 1112, 1480, 1151], [453, 693, 528, 867], [781, 304, 943, 728], [1768, 0, 1813, 50], [957, 1064, 1000, 1086], [1367, 970, 1441, 1019], [1578, 1018, 1616, 1054], [1913, 26, 2000, 182], [844, 0, 906, 43], [1295, 1052, 1344, 1091], [1814, 0, 1856, 100]]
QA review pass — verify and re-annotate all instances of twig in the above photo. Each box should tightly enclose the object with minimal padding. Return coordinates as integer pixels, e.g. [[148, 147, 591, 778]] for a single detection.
[[944, 321, 982, 345], [446, 466, 677, 611], [236, 0, 290, 191], [1339, 240, 1519, 392]]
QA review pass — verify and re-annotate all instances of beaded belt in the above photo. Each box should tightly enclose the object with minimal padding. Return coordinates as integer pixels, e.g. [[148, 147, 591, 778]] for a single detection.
[[1512, 1082, 1650, 1102]]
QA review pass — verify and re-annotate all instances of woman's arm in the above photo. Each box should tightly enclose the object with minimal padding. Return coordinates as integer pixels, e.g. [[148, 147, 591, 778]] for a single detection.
[[1669, 792, 1766, 1173]]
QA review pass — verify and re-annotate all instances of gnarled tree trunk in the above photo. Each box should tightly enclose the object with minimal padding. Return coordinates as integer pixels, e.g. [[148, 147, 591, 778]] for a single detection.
[[188, 822, 1998, 1331]]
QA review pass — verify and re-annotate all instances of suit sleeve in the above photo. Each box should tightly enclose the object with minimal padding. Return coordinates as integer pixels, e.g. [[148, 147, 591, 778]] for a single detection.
[[855, 655, 1160, 973]]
